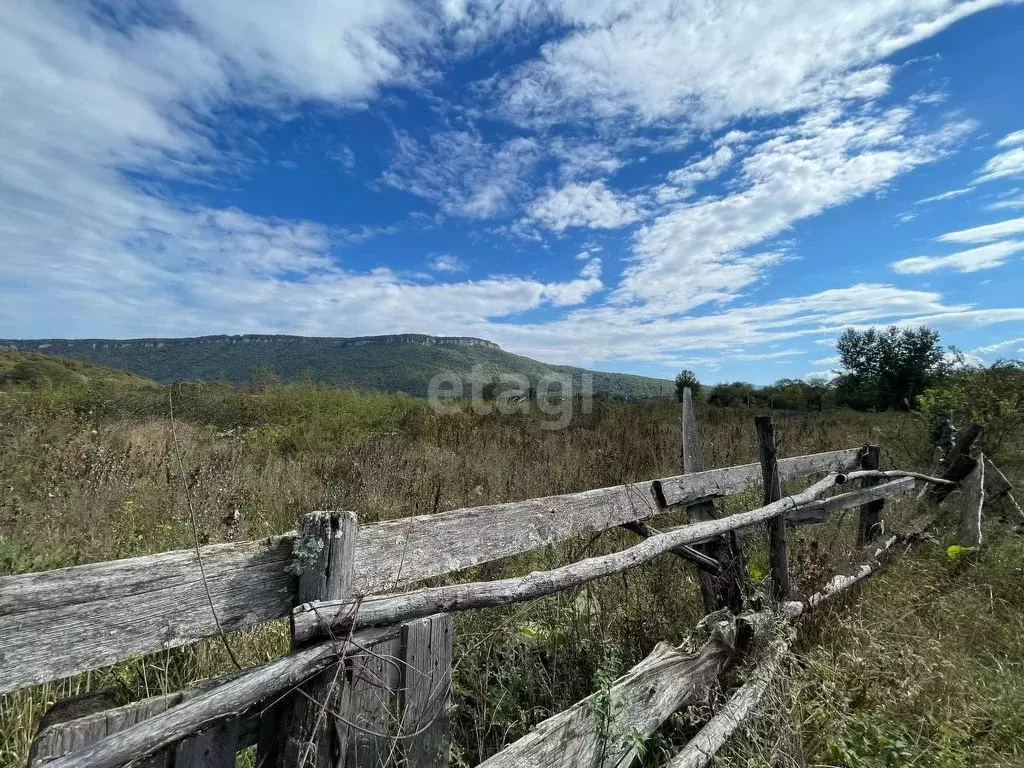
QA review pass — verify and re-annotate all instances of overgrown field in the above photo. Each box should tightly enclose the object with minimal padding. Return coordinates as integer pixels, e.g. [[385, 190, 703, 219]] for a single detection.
[[1, 383, 1021, 767]]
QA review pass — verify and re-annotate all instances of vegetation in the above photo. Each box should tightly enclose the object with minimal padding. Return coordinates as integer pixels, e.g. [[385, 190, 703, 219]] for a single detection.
[[674, 369, 701, 401], [1, 335, 673, 400], [0, 350, 154, 391], [0, 351, 1021, 767], [834, 326, 951, 411]]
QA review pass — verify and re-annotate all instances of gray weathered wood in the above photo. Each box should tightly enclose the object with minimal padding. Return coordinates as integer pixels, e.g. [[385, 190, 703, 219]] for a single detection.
[[925, 423, 981, 504], [399, 615, 453, 768], [623, 521, 722, 573], [476, 614, 743, 768], [39, 627, 399, 768], [279, 512, 358, 768], [174, 717, 240, 767], [984, 457, 1014, 501], [666, 633, 791, 768], [355, 447, 861, 595], [294, 475, 846, 643], [958, 455, 985, 548], [0, 536, 296, 695], [339, 636, 402, 768], [0, 448, 862, 695], [786, 477, 916, 525], [684, 388, 744, 613], [29, 689, 263, 767], [756, 416, 789, 601], [657, 448, 862, 507], [857, 446, 883, 546]]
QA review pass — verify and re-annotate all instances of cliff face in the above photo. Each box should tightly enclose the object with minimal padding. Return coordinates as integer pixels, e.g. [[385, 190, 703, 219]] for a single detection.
[[0, 334, 669, 399], [2, 334, 501, 352]]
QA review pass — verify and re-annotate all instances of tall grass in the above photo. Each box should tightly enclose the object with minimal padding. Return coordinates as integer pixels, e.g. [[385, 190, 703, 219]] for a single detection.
[[3, 383, 1019, 767]]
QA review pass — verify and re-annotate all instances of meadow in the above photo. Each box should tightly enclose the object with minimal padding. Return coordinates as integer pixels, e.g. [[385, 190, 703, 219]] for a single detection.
[[1, 382, 1022, 767]]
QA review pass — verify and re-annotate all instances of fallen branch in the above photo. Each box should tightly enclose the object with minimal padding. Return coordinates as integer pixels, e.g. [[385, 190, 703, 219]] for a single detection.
[[294, 475, 847, 643]]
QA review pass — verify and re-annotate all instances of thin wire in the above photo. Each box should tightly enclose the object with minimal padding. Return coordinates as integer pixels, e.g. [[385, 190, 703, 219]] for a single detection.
[[168, 386, 242, 671]]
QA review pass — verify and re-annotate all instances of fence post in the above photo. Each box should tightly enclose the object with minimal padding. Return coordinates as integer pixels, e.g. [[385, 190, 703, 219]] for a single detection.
[[755, 416, 789, 601], [399, 614, 454, 767], [681, 388, 745, 613], [271, 511, 358, 768], [857, 445, 883, 546]]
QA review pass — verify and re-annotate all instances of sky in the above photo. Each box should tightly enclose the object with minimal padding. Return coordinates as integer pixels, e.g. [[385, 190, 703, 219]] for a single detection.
[[2, 1, 1024, 384]]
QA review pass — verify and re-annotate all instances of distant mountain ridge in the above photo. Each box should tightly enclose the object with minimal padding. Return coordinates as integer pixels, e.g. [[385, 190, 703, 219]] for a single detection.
[[0, 334, 672, 399]]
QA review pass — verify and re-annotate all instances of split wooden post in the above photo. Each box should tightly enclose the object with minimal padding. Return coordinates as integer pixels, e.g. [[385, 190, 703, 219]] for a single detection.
[[681, 388, 744, 613], [958, 453, 985, 548], [272, 511, 358, 768], [755, 416, 788, 601], [857, 445, 884, 546], [399, 614, 454, 767]]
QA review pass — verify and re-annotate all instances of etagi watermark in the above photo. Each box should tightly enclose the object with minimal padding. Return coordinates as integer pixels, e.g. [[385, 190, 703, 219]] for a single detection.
[[427, 365, 593, 429]]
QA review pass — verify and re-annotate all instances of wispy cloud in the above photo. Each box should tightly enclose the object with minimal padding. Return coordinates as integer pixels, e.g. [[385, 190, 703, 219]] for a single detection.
[[891, 241, 1024, 273], [526, 181, 642, 232], [937, 217, 1024, 243]]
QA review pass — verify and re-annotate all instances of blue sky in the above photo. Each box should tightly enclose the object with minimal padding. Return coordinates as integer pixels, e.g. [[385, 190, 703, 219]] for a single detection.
[[2, 1, 1024, 384]]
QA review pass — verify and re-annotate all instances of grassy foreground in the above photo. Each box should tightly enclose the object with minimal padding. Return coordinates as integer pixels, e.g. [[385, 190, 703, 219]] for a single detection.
[[0, 382, 1021, 767]]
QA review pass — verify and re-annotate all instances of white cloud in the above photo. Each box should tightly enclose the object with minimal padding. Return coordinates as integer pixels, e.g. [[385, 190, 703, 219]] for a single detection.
[[987, 194, 1024, 210], [430, 254, 467, 272], [997, 129, 1024, 148], [937, 217, 1024, 243], [526, 180, 642, 231], [580, 257, 602, 279], [381, 131, 540, 219], [614, 107, 974, 314], [974, 146, 1024, 184], [812, 355, 840, 366], [481, 0, 1012, 127], [656, 146, 735, 202], [891, 241, 1024, 273], [916, 187, 973, 204], [972, 336, 1024, 355]]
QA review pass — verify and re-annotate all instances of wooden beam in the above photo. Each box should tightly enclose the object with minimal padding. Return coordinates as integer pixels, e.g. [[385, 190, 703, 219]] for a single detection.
[[294, 475, 846, 644], [476, 613, 745, 768], [786, 477, 916, 525], [623, 521, 723, 574], [399, 615, 453, 768], [958, 455, 985, 548], [278, 512, 358, 768], [756, 416, 789, 601], [683, 388, 745, 613], [0, 447, 863, 695], [38, 627, 400, 768], [857, 446, 884, 546]]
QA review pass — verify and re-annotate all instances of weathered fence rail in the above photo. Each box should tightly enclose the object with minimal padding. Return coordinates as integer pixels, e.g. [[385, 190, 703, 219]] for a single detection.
[[5, 394, 1001, 768]]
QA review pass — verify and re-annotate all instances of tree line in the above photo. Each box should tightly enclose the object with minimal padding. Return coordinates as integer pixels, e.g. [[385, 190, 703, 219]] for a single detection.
[[677, 325, 1022, 414]]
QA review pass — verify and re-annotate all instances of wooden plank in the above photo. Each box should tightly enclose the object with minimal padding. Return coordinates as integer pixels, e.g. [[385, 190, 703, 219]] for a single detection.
[[958, 455, 985, 548], [174, 717, 240, 767], [756, 416, 789, 601], [925, 423, 981, 504], [294, 475, 846, 644], [0, 448, 862, 695], [0, 536, 296, 695], [656, 448, 862, 508], [29, 687, 269, 767], [399, 615, 453, 768], [786, 477, 916, 525], [39, 626, 400, 768], [857, 446, 883, 546], [682, 387, 743, 613], [339, 637, 402, 768], [476, 614, 743, 768], [279, 512, 358, 768]]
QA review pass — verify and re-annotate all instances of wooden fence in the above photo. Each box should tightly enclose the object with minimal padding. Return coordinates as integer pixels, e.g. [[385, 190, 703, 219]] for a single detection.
[[5, 392, 1008, 768]]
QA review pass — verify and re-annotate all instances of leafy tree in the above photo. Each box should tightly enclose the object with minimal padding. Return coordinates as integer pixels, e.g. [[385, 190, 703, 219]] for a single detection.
[[834, 326, 949, 410], [674, 369, 702, 401], [707, 381, 756, 408]]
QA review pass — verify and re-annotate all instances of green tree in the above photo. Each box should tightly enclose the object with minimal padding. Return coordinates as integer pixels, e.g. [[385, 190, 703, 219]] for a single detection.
[[834, 326, 949, 410], [674, 369, 702, 401]]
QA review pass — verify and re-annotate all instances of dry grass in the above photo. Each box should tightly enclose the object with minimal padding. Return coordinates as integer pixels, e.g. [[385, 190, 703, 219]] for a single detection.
[[4, 383, 1020, 767]]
